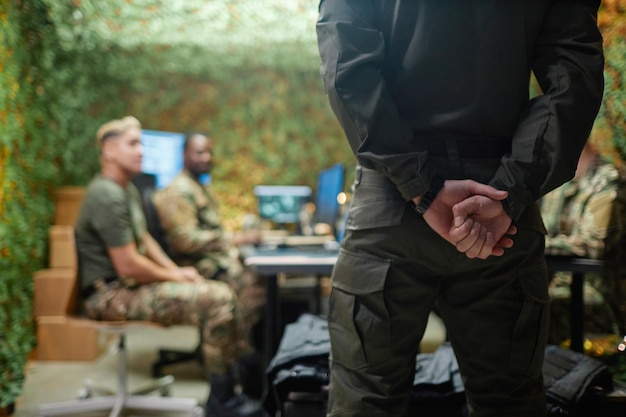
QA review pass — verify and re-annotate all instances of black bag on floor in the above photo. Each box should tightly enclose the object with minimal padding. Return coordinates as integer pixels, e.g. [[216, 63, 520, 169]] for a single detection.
[[411, 342, 467, 417], [543, 344, 614, 416], [266, 316, 618, 417], [264, 314, 330, 417], [264, 314, 467, 417]]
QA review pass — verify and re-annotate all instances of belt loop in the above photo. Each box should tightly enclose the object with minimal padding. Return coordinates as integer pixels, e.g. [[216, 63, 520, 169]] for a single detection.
[[444, 137, 462, 178], [353, 165, 362, 190]]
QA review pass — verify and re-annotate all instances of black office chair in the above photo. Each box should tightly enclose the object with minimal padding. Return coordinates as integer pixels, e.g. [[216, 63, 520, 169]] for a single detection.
[[140, 182, 172, 256], [132, 173, 204, 377]]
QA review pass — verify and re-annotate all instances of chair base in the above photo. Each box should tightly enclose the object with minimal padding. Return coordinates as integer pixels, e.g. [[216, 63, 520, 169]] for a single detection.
[[79, 374, 175, 398], [37, 395, 203, 417], [37, 330, 203, 417], [152, 346, 202, 378]]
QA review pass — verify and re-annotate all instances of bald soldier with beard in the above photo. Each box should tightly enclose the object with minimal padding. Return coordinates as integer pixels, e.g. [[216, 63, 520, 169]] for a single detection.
[[153, 132, 266, 402]]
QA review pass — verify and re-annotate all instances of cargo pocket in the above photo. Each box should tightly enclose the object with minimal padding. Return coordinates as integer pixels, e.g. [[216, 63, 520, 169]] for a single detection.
[[509, 261, 550, 376], [328, 248, 391, 370]]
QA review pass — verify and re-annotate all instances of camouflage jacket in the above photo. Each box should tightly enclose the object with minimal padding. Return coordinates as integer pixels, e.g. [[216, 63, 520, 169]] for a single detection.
[[541, 157, 623, 259], [153, 170, 230, 272]]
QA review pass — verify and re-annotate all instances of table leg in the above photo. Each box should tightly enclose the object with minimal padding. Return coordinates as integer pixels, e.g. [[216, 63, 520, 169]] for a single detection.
[[263, 273, 279, 367], [570, 272, 584, 353]]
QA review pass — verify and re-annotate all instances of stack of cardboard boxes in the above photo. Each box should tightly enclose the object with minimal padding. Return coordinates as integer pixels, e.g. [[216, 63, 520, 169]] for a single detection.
[[33, 187, 109, 361]]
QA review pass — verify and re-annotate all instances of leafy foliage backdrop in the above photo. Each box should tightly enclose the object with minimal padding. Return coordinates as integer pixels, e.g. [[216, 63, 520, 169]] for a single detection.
[[1, 0, 626, 407]]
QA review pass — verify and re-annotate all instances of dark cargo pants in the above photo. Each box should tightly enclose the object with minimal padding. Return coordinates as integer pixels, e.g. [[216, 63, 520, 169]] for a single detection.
[[327, 163, 549, 417]]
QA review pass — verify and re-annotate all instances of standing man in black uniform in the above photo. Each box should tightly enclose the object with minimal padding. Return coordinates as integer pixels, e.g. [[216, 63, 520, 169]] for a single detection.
[[316, 1, 604, 416]]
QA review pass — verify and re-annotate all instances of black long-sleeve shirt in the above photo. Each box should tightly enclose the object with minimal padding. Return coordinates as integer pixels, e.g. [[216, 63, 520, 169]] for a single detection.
[[316, 0, 604, 221]]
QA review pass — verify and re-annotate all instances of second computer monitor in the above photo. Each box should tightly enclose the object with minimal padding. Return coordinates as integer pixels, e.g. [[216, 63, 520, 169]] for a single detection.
[[314, 163, 344, 232]]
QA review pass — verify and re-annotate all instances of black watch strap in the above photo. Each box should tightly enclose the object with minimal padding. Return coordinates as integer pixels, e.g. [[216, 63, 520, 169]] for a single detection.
[[414, 176, 445, 215]]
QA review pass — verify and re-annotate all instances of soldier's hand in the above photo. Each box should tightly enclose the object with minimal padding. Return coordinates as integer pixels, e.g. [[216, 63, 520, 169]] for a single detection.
[[419, 179, 508, 249], [174, 267, 204, 283], [451, 195, 515, 259]]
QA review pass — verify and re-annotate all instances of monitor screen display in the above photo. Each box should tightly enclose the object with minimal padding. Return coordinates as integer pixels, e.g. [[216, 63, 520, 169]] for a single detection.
[[254, 185, 312, 225], [140, 129, 185, 189], [314, 163, 344, 229]]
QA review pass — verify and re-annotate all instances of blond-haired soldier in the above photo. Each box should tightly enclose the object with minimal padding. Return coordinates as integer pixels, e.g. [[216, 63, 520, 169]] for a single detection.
[[75, 116, 265, 417]]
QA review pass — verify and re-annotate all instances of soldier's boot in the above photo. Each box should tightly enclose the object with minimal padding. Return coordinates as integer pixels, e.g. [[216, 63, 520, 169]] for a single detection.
[[238, 351, 264, 400], [206, 371, 266, 417]]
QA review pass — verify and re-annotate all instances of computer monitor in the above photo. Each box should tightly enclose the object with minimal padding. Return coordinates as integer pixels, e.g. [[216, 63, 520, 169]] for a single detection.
[[314, 163, 345, 232], [140, 129, 185, 189], [254, 185, 312, 226]]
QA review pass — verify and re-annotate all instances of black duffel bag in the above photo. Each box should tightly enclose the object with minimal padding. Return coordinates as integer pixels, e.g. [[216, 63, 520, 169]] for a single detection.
[[543, 344, 614, 416]]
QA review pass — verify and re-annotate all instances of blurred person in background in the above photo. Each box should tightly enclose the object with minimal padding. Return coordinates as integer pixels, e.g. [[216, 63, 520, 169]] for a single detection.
[[154, 132, 266, 400], [75, 117, 265, 417], [541, 140, 626, 343]]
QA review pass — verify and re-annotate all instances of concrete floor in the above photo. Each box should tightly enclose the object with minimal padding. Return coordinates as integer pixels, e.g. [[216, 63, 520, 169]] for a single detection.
[[13, 313, 446, 417], [14, 325, 208, 417]]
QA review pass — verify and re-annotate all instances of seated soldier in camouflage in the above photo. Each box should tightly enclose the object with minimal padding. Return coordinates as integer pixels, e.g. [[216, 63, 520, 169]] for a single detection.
[[153, 132, 266, 399], [541, 140, 626, 343], [75, 117, 265, 417]]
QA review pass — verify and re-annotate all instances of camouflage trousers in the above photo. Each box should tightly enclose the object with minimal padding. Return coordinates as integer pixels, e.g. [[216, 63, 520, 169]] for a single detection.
[[195, 252, 266, 356], [84, 278, 238, 376]]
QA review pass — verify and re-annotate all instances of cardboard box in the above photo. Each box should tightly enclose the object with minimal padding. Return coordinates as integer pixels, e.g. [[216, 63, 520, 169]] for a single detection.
[[33, 268, 77, 317], [35, 316, 108, 361], [49, 225, 76, 269], [53, 186, 85, 226]]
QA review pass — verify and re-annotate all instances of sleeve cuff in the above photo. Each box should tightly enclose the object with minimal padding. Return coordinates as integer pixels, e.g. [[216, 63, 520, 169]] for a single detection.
[[396, 176, 429, 201], [490, 181, 533, 223]]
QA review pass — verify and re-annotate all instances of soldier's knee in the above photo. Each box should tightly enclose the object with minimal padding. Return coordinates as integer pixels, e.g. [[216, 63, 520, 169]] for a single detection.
[[196, 280, 237, 311]]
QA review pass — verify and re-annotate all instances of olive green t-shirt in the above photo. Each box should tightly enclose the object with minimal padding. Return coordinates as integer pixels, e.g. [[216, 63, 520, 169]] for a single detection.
[[74, 175, 147, 291]]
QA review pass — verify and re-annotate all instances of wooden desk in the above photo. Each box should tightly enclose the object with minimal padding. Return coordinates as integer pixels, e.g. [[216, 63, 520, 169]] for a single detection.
[[545, 256, 605, 353]]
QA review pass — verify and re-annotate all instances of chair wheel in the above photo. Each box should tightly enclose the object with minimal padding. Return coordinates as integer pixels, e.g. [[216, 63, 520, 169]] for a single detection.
[[76, 387, 92, 399], [160, 386, 172, 397]]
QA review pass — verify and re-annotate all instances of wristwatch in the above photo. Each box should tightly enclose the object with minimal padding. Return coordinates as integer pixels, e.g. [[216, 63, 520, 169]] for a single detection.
[[414, 176, 445, 215]]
